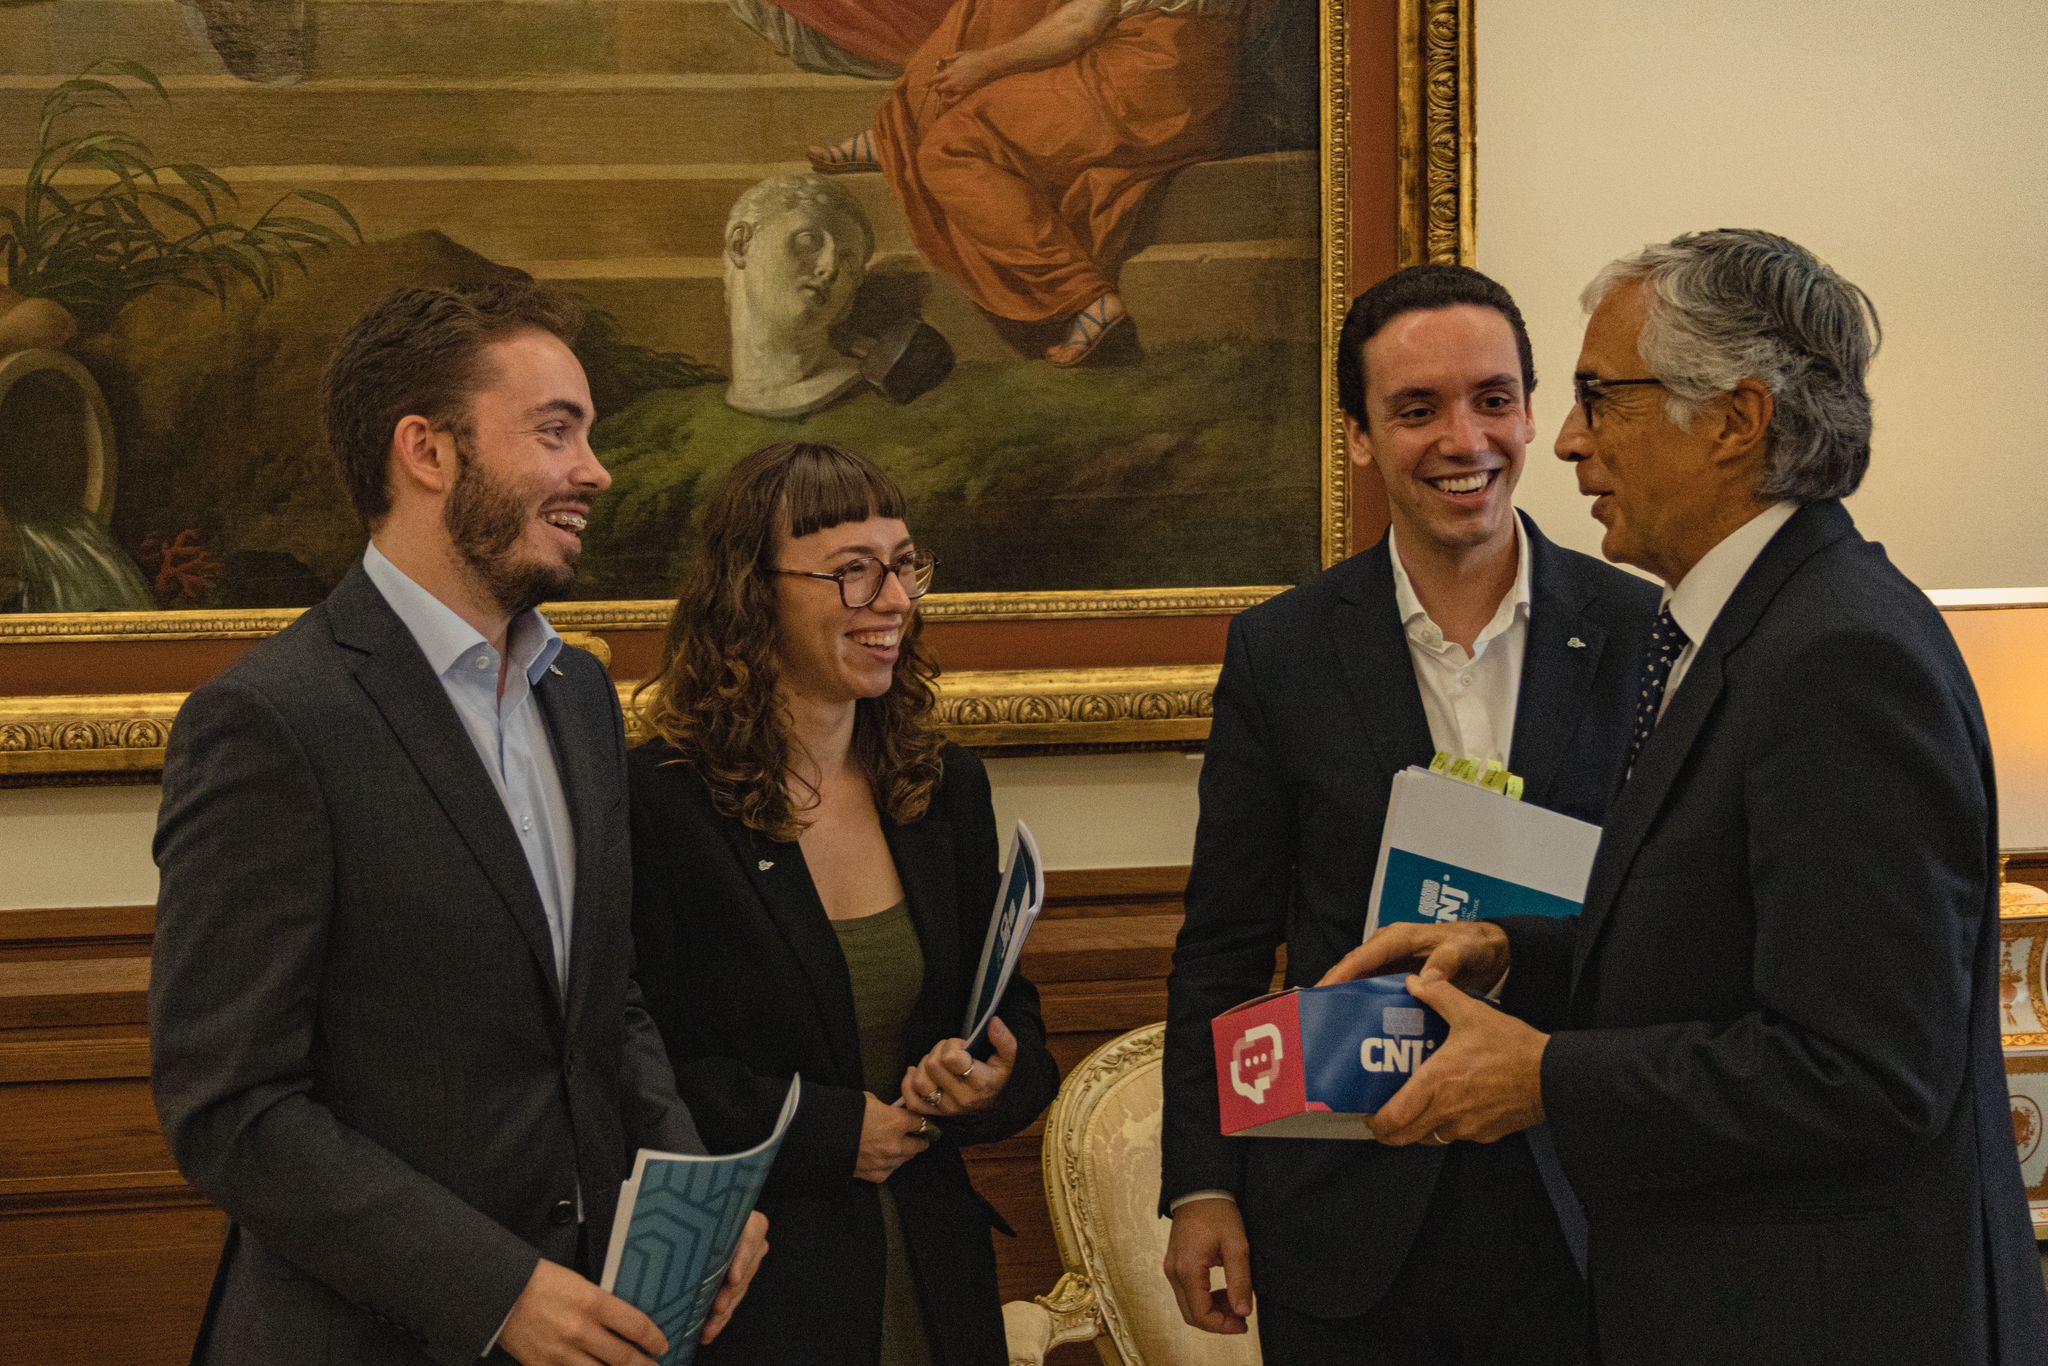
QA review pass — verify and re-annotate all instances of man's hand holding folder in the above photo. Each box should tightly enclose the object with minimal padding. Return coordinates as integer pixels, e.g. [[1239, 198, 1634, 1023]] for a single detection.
[[1319, 921, 1548, 1146]]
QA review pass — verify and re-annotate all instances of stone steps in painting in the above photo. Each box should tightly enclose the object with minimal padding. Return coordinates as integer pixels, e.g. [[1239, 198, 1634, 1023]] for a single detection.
[[0, 0, 788, 79], [6, 152, 1319, 264], [0, 2, 1324, 372], [520, 238, 1320, 370], [0, 73, 890, 167]]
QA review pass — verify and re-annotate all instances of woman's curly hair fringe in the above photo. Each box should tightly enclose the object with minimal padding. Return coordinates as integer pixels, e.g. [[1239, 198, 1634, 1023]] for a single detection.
[[633, 441, 945, 841]]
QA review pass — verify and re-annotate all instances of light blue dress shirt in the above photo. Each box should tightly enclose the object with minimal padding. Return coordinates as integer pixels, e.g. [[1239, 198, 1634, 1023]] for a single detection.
[[361, 543, 578, 992]]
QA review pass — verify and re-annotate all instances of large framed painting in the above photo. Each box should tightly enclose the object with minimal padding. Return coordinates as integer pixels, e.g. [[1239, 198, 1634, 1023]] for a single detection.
[[0, 0, 1472, 782]]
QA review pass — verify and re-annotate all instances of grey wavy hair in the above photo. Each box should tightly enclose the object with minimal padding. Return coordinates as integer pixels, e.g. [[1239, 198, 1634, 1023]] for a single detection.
[[723, 173, 875, 269], [1583, 229, 1882, 502]]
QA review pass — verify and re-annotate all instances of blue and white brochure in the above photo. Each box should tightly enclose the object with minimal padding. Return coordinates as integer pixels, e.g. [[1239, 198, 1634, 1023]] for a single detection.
[[599, 1077, 799, 1365], [962, 820, 1043, 1055], [1363, 767, 1602, 939]]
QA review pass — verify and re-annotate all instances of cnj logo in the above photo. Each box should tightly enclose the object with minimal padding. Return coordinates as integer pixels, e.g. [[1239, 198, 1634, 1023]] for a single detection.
[[1417, 875, 1471, 923], [1230, 1023, 1285, 1104], [1360, 1037, 1438, 1073], [1361, 1005, 1438, 1074]]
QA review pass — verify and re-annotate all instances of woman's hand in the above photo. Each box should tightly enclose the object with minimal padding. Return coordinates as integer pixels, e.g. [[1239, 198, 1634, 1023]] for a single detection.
[[900, 1016, 1018, 1119], [854, 1092, 934, 1183], [932, 49, 1001, 104]]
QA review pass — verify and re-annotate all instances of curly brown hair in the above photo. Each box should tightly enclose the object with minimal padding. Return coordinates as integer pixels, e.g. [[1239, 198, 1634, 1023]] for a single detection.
[[635, 441, 945, 840]]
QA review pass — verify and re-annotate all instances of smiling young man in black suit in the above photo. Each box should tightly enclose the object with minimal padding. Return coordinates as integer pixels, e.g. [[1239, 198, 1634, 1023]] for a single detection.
[[1325, 231, 2048, 1365], [1160, 265, 1658, 1364]]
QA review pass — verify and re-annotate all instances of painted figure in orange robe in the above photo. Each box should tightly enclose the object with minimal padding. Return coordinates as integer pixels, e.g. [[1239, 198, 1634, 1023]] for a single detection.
[[812, 0, 1259, 365], [727, 0, 955, 78]]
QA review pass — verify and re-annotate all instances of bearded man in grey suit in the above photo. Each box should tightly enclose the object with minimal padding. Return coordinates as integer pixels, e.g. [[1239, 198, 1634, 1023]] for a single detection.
[[150, 283, 767, 1366]]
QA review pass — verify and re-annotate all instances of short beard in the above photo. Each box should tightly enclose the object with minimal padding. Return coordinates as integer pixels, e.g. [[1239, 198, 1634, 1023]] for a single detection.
[[443, 435, 573, 617]]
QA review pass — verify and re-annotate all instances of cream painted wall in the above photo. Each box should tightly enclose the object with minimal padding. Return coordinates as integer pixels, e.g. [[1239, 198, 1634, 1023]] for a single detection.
[[0, 786, 161, 911], [1477, 0, 2048, 590], [6, 2, 2045, 909], [0, 753, 1205, 911]]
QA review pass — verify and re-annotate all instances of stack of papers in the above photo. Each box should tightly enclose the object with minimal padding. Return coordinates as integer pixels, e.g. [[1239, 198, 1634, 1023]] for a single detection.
[[1363, 767, 1602, 939]]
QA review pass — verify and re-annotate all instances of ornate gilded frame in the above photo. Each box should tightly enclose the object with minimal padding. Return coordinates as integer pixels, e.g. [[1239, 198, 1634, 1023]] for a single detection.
[[0, 0, 1475, 781]]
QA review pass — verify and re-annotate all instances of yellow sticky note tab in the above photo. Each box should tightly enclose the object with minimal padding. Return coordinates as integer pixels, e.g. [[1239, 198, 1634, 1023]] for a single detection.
[[1431, 753, 1526, 801]]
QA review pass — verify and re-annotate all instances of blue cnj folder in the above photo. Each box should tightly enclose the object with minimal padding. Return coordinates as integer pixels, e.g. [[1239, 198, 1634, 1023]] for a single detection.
[[1363, 767, 1602, 939], [599, 1078, 799, 1365]]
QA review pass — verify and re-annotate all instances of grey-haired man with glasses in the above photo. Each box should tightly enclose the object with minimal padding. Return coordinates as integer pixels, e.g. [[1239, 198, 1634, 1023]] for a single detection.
[[1325, 229, 2048, 1366]]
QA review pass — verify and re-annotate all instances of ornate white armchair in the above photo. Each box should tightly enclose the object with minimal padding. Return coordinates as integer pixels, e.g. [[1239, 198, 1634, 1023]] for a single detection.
[[1003, 1023, 1263, 1366]]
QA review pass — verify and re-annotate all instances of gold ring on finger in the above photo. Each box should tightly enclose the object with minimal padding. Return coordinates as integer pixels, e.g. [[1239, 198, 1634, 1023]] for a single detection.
[[926, 1089, 944, 1106]]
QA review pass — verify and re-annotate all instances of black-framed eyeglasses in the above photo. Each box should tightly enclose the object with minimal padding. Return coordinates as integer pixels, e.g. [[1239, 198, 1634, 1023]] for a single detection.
[[1573, 374, 1665, 428], [772, 550, 938, 608]]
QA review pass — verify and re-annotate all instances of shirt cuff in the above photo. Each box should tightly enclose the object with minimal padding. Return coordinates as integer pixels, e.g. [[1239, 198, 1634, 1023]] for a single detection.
[[1168, 1190, 1238, 1213], [482, 1307, 512, 1359], [480, 1260, 539, 1359]]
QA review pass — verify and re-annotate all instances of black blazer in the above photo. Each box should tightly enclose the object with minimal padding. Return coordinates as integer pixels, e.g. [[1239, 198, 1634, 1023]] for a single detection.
[[629, 739, 1061, 1366], [1505, 501, 2048, 1365], [1160, 514, 1658, 1316], [150, 565, 700, 1366]]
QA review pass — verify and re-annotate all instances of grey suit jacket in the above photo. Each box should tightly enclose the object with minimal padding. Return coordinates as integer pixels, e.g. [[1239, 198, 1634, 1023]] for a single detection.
[[150, 564, 702, 1366]]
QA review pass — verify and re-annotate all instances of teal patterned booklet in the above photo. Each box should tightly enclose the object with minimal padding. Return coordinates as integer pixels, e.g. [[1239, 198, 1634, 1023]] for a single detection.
[[599, 1077, 800, 1365]]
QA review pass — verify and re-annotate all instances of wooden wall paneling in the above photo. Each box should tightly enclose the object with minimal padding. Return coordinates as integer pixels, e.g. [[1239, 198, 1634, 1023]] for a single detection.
[[0, 903, 216, 1362], [0, 1193, 224, 1362], [0, 872, 1194, 1365]]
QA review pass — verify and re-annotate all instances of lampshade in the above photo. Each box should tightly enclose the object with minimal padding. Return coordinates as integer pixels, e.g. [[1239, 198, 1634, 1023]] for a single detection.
[[1930, 590, 2048, 855]]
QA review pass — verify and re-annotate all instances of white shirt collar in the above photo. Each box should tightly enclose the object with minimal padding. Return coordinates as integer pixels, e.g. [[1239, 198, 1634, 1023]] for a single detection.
[[1387, 515, 1533, 651], [361, 541, 562, 685], [1664, 501, 1799, 647]]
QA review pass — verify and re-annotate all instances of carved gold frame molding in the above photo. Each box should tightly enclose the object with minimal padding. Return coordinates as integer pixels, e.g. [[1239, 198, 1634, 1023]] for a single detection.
[[0, 587, 1281, 644], [0, 665, 1227, 782], [0, 1, 1474, 781], [1401, 0, 1477, 267]]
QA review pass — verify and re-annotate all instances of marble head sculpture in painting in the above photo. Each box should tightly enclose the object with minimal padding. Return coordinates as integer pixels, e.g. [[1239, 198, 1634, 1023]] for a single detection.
[[723, 174, 875, 418]]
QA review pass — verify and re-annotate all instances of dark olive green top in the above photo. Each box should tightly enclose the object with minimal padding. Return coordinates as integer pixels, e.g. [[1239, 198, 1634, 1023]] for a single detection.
[[831, 902, 934, 1366]]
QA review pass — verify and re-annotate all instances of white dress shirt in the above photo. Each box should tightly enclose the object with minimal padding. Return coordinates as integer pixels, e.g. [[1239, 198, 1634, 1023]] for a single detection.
[[1169, 521, 1533, 1214], [1659, 502, 1799, 717], [1388, 518, 1533, 766]]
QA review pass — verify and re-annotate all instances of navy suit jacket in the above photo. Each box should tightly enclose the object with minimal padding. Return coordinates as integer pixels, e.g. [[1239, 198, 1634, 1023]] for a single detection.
[[1505, 500, 2048, 1365], [1161, 514, 1658, 1315]]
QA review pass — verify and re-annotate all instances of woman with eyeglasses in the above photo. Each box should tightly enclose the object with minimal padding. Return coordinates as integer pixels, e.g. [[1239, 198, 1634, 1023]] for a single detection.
[[628, 440, 1060, 1365]]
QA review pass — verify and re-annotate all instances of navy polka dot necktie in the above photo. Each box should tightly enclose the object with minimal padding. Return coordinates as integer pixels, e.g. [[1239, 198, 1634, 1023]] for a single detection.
[[1627, 606, 1690, 775]]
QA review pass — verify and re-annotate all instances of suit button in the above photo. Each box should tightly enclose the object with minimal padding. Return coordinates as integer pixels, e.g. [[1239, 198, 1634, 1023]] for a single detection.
[[563, 1049, 577, 1077], [550, 1200, 575, 1225]]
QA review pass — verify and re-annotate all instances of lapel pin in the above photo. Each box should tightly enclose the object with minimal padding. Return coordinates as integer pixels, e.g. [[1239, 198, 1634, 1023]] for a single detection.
[[1567, 637, 1587, 649], [548, 664, 564, 677], [758, 859, 775, 872]]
